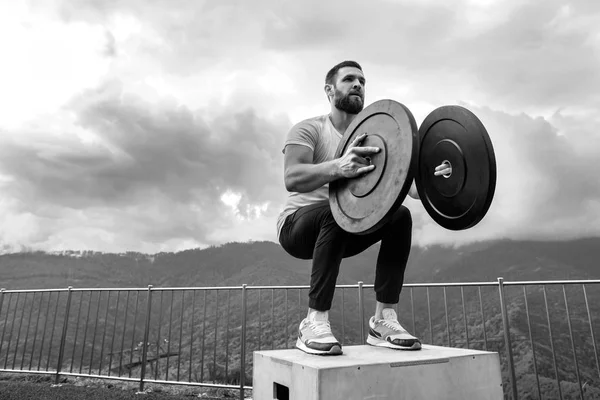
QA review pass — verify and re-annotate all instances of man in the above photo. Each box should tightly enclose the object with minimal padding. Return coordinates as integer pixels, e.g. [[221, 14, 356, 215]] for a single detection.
[[277, 61, 449, 355]]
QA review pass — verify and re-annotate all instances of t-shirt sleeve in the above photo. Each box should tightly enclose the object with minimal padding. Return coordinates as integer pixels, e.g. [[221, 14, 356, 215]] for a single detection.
[[282, 119, 319, 154]]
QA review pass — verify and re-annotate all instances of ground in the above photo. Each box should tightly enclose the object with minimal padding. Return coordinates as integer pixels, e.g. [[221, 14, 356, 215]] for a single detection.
[[0, 374, 250, 400]]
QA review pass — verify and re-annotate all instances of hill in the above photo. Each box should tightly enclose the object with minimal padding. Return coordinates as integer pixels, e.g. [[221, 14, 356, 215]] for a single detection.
[[2, 238, 599, 290], [1, 237, 600, 399]]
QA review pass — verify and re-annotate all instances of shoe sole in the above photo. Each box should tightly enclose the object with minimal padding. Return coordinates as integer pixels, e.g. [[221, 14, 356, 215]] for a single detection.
[[367, 335, 422, 350], [295, 338, 343, 355]]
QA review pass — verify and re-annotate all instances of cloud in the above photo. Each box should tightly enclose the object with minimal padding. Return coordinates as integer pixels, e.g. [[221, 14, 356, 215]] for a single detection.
[[411, 103, 600, 246], [1, 0, 598, 253], [0, 80, 290, 252]]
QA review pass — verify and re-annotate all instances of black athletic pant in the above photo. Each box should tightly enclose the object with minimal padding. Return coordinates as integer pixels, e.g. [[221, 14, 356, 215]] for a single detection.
[[279, 200, 412, 311]]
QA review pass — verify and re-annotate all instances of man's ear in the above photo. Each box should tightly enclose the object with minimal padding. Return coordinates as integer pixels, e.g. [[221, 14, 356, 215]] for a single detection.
[[324, 84, 333, 101]]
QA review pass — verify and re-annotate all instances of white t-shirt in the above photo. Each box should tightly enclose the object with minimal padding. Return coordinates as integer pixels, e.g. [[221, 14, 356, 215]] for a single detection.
[[276, 114, 343, 239]]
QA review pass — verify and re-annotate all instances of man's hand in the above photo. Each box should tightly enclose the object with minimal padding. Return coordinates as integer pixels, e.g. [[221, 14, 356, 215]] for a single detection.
[[336, 133, 380, 179], [434, 161, 452, 177], [408, 161, 453, 200]]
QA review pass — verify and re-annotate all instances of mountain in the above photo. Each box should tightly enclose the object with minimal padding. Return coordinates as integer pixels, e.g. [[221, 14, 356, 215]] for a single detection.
[[2, 238, 599, 290], [1, 237, 600, 399]]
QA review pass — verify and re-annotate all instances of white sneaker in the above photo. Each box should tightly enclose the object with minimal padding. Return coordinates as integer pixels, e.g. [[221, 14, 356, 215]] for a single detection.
[[367, 308, 421, 350], [295, 311, 342, 355]]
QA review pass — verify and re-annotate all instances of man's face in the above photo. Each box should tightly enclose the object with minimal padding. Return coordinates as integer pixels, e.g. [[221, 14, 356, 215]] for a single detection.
[[331, 67, 366, 115]]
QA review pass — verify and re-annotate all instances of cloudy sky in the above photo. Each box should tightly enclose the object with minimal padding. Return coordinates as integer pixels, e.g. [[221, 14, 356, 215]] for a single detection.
[[1, 0, 599, 254]]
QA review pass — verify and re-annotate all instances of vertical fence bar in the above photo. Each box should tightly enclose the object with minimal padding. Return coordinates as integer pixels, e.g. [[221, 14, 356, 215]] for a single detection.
[[118, 291, 131, 377], [5, 292, 20, 368], [583, 284, 600, 382], [23, 292, 36, 369], [225, 290, 231, 382], [89, 290, 102, 375], [189, 290, 196, 383], [410, 288, 416, 335], [426, 287, 432, 345], [99, 291, 111, 374], [139, 285, 153, 392], [30, 292, 44, 370], [201, 290, 207, 382], [271, 289, 275, 350], [89, 291, 102, 375], [562, 285, 583, 399], [38, 293, 51, 370], [108, 291, 121, 376], [358, 282, 365, 344], [258, 289, 262, 351], [129, 291, 140, 379], [155, 291, 164, 381], [21, 293, 36, 369], [0, 289, 7, 367], [498, 278, 518, 400], [240, 284, 247, 400], [522, 286, 541, 399], [165, 290, 174, 380], [285, 290, 289, 348], [12, 292, 27, 369], [478, 286, 488, 351], [55, 286, 73, 384], [543, 285, 563, 400], [177, 291, 185, 382], [443, 287, 450, 347], [341, 289, 345, 345], [70, 292, 83, 373], [461, 287, 469, 349], [213, 290, 219, 384], [80, 291, 93, 374], [48, 291, 62, 372]]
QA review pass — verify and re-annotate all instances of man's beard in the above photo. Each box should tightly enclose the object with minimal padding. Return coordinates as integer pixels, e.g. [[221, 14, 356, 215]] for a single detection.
[[334, 89, 364, 114]]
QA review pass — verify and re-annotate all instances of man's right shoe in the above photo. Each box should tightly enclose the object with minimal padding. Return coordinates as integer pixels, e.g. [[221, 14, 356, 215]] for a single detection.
[[295, 311, 342, 355], [367, 308, 421, 350]]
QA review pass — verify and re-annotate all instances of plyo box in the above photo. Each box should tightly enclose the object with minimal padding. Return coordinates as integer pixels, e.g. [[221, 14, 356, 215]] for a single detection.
[[253, 344, 503, 400]]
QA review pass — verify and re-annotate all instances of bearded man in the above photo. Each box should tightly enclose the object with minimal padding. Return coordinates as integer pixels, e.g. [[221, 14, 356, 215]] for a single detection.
[[277, 61, 447, 355]]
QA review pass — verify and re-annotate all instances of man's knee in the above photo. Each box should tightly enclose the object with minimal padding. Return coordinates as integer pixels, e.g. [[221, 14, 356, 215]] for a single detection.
[[316, 207, 349, 244], [391, 205, 412, 230]]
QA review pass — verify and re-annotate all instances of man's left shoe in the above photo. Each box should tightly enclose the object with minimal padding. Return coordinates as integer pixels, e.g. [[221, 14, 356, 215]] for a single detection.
[[367, 308, 421, 350]]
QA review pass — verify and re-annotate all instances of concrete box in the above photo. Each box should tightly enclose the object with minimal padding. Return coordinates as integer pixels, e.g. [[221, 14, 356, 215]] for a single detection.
[[253, 345, 503, 400]]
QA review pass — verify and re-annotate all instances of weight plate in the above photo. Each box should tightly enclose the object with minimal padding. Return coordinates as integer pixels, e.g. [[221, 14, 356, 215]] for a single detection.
[[329, 99, 419, 234], [416, 105, 496, 230]]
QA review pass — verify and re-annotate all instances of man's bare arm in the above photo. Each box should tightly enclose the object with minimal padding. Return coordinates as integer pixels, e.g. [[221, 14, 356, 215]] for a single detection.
[[284, 145, 340, 193], [284, 133, 380, 193], [408, 180, 419, 200]]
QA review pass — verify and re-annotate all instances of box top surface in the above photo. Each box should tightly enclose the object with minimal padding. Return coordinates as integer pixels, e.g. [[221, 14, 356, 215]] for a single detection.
[[254, 345, 497, 369]]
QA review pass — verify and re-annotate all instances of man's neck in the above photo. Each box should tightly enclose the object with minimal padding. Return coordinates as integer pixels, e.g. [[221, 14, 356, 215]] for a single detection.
[[329, 107, 356, 135]]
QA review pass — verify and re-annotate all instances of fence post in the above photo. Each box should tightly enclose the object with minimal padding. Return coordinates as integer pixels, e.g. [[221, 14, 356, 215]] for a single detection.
[[0, 288, 4, 320], [240, 284, 247, 400], [498, 277, 518, 399], [139, 285, 153, 392], [358, 281, 365, 345], [55, 286, 73, 384]]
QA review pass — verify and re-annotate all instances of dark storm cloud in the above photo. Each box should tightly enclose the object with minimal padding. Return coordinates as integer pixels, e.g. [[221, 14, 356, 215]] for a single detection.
[[0, 79, 290, 246], [263, 0, 600, 112]]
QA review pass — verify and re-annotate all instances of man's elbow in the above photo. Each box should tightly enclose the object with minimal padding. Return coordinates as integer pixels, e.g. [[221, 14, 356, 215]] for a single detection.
[[284, 174, 297, 192]]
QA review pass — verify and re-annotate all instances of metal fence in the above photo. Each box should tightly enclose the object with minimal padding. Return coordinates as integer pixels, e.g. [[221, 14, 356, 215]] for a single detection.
[[1, 278, 599, 400]]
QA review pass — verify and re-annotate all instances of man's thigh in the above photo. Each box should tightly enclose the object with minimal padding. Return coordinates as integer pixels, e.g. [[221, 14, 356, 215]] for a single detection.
[[342, 205, 411, 259], [279, 201, 332, 260]]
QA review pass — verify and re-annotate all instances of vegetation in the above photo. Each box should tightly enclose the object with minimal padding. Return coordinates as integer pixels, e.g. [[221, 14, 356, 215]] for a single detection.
[[1, 238, 600, 399]]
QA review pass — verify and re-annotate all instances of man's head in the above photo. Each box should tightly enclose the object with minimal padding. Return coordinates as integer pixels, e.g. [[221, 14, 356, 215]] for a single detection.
[[324, 61, 366, 115]]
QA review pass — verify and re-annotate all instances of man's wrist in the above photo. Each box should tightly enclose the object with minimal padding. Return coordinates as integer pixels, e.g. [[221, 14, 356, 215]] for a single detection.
[[328, 159, 342, 180]]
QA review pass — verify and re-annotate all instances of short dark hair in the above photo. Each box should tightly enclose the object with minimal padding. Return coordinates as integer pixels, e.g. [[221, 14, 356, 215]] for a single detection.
[[325, 61, 363, 85]]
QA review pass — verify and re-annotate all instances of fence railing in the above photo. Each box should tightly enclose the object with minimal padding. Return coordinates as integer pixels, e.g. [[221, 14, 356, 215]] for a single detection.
[[1, 278, 599, 400]]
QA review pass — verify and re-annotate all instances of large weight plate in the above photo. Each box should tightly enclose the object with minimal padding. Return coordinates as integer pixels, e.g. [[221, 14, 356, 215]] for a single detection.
[[416, 105, 496, 230], [329, 99, 419, 234]]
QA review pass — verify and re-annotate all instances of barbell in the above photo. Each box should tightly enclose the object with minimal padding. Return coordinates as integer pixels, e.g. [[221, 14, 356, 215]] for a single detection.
[[329, 99, 496, 234]]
